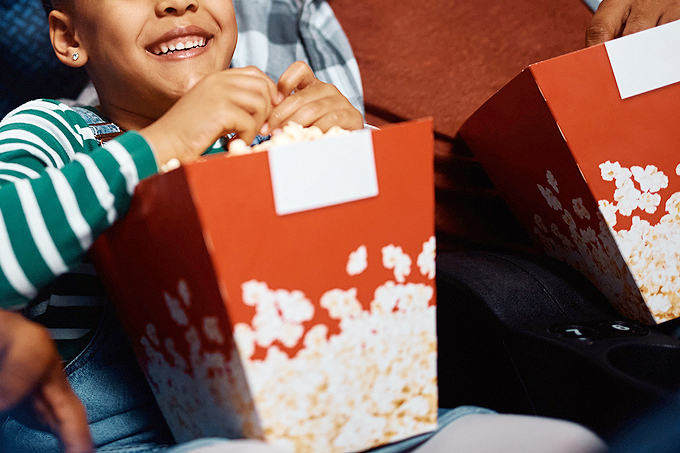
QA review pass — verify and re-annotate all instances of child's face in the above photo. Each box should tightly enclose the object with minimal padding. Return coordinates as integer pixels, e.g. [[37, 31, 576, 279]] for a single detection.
[[70, 0, 238, 119]]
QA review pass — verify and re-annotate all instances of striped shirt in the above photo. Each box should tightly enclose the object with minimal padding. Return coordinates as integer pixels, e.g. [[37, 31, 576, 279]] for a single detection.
[[0, 99, 158, 361]]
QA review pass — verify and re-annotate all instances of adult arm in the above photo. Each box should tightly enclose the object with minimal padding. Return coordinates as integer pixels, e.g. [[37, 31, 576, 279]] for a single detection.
[[0, 309, 93, 452], [586, 0, 680, 46]]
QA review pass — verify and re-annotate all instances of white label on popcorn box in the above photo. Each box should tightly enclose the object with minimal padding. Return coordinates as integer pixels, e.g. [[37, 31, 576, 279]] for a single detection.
[[268, 129, 379, 215], [605, 19, 680, 99]]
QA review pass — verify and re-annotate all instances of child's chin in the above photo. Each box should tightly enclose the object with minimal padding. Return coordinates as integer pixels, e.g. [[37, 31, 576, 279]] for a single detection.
[[165, 75, 206, 98]]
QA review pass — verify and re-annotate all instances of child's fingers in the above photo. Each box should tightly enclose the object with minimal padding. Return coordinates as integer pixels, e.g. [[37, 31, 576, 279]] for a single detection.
[[222, 107, 265, 145], [269, 97, 335, 132], [277, 61, 318, 97], [218, 70, 278, 114], [265, 83, 363, 133], [308, 110, 363, 133], [265, 82, 338, 132], [214, 69, 282, 142], [211, 69, 278, 140], [219, 83, 273, 131], [143, 66, 285, 164], [234, 66, 282, 106], [148, 69, 275, 161]]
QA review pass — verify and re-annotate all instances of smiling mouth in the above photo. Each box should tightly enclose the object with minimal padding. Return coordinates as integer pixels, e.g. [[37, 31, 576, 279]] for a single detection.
[[150, 36, 208, 56]]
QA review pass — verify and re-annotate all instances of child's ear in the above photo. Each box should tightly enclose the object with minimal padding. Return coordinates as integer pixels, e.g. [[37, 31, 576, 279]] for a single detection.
[[49, 10, 87, 67]]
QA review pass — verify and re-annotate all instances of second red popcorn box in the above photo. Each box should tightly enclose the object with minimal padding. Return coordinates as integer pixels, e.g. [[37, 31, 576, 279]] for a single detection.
[[91, 118, 438, 452], [460, 21, 680, 325]]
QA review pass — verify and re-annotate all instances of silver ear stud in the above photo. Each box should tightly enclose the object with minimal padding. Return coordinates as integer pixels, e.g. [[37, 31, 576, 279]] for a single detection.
[[72, 52, 80, 61]]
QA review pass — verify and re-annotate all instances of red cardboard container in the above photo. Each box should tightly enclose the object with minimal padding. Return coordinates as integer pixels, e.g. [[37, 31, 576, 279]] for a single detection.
[[459, 26, 680, 325], [91, 118, 438, 452]]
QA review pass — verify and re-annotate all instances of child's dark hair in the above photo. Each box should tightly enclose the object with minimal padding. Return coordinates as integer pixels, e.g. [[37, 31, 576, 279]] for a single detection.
[[40, 0, 54, 14], [41, 0, 68, 15]]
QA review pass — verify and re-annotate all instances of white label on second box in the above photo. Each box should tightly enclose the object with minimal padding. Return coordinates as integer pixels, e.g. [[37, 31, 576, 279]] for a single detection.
[[268, 129, 379, 215], [605, 19, 680, 99]]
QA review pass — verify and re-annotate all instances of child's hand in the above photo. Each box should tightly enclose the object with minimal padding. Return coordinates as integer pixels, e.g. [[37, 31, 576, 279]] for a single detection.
[[261, 61, 364, 135], [140, 66, 280, 167]]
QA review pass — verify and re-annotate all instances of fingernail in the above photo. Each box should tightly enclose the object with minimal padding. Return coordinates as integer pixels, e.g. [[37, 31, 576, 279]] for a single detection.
[[277, 92, 285, 103], [260, 122, 269, 135]]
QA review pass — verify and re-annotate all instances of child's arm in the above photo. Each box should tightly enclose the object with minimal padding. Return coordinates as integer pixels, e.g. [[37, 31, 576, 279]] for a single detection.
[[0, 68, 277, 307], [0, 100, 157, 308], [260, 61, 365, 135]]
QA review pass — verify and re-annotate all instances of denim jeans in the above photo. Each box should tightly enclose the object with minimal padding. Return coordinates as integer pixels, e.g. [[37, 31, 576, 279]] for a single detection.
[[0, 300, 490, 452]]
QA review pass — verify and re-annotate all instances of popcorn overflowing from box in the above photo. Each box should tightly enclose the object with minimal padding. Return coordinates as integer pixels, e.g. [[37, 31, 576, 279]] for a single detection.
[[160, 122, 352, 173], [228, 122, 351, 155], [91, 119, 437, 451]]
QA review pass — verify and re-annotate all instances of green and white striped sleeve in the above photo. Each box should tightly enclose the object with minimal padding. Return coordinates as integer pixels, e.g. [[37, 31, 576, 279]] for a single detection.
[[0, 99, 158, 310]]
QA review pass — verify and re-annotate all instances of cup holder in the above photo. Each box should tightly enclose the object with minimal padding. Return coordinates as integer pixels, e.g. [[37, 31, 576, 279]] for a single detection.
[[607, 343, 680, 391]]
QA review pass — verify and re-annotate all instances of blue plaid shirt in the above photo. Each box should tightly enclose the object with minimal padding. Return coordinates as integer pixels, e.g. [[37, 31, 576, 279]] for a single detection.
[[232, 0, 365, 116]]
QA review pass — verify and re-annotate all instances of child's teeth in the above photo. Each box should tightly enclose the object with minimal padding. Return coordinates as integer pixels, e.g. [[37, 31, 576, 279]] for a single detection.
[[155, 38, 206, 55]]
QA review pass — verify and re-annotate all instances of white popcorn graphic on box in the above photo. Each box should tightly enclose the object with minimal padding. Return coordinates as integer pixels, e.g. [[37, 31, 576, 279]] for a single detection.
[[346, 245, 368, 276], [546, 170, 559, 193], [381, 244, 412, 283], [417, 236, 436, 279], [532, 162, 680, 324], [139, 240, 438, 452]]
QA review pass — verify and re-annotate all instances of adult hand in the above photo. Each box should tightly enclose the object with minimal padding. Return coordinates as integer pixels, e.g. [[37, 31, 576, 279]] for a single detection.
[[0, 310, 93, 453], [586, 0, 680, 46]]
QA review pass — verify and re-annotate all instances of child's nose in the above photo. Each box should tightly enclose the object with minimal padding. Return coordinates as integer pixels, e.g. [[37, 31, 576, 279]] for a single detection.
[[156, 0, 198, 16]]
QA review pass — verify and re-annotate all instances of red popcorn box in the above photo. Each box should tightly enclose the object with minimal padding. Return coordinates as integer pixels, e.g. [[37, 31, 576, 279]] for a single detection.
[[460, 21, 680, 325], [90, 118, 438, 452]]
